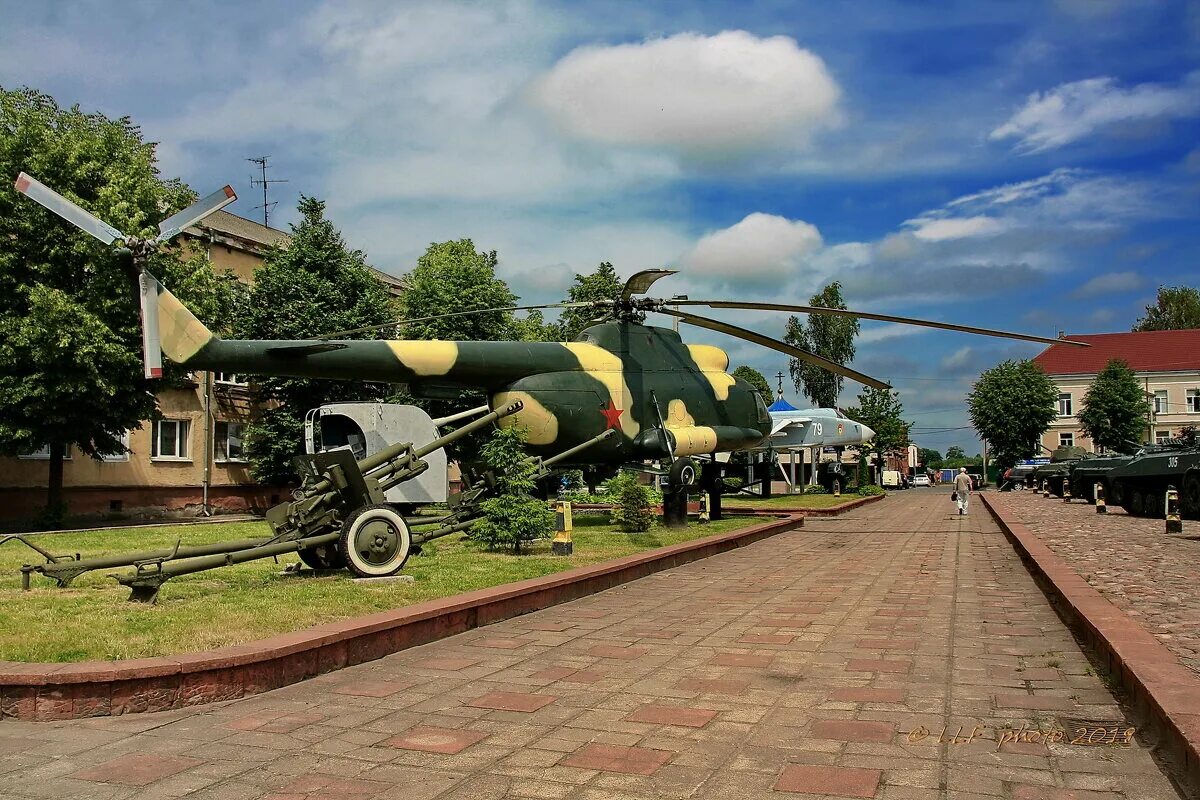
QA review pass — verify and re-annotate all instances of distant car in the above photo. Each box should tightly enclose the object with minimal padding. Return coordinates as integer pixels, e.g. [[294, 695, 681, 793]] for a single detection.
[[911, 474, 931, 487]]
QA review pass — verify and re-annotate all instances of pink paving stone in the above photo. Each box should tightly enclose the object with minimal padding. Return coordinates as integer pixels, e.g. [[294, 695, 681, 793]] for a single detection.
[[560, 743, 673, 775], [810, 719, 896, 743], [587, 644, 648, 659], [469, 637, 531, 649], [739, 633, 795, 645], [675, 677, 750, 695], [72, 753, 203, 786], [561, 669, 606, 683], [415, 656, 479, 671], [330, 679, 412, 698], [846, 659, 912, 674], [531, 666, 578, 681], [625, 704, 718, 728], [829, 687, 905, 703], [712, 653, 775, 668], [385, 726, 488, 754], [994, 694, 1076, 711], [272, 772, 391, 797], [464, 691, 558, 712], [774, 764, 881, 797]]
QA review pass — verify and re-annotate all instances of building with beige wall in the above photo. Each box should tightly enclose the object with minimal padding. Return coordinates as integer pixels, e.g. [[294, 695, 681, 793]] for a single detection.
[[1032, 330, 1200, 454]]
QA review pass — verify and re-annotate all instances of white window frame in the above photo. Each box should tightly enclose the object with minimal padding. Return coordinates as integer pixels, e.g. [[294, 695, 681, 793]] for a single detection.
[[1057, 393, 1073, 417], [1155, 429, 1172, 444], [214, 421, 248, 463], [213, 371, 248, 387], [100, 431, 131, 462], [152, 419, 191, 462], [1187, 389, 1200, 414], [1154, 390, 1169, 415], [1059, 432, 1075, 448], [18, 443, 72, 460]]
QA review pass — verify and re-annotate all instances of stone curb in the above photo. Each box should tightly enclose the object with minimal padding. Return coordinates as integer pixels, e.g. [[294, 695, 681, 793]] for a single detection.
[[0, 513, 806, 721], [981, 493, 1200, 787], [726, 492, 886, 516]]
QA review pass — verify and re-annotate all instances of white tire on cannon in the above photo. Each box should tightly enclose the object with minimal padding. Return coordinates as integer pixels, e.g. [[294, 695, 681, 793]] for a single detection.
[[339, 504, 412, 578]]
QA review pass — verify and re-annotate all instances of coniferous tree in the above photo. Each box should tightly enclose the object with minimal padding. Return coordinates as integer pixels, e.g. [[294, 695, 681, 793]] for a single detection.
[[470, 426, 554, 553], [1078, 359, 1149, 453], [235, 196, 396, 484]]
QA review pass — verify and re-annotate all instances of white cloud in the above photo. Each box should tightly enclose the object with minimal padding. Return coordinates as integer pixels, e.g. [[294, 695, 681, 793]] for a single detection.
[[682, 213, 823, 282], [907, 215, 1008, 242], [939, 347, 975, 372], [990, 73, 1200, 153], [527, 31, 842, 158], [1072, 271, 1142, 298]]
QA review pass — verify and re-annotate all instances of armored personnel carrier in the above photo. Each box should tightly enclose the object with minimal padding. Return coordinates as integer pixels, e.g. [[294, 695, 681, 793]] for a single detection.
[[1068, 453, 1137, 504], [1106, 433, 1200, 518], [1030, 445, 1090, 496]]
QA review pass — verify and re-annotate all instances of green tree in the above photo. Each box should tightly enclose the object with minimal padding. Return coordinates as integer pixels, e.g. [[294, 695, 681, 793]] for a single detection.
[[844, 388, 911, 484], [234, 196, 396, 484], [399, 240, 517, 341], [470, 426, 554, 553], [732, 365, 773, 402], [1133, 286, 1200, 331], [1078, 359, 1149, 453], [918, 447, 943, 470], [784, 281, 859, 407], [0, 87, 232, 525], [967, 360, 1058, 470], [945, 446, 966, 461], [557, 261, 621, 341]]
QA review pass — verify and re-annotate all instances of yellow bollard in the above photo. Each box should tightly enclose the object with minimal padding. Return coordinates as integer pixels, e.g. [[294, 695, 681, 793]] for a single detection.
[[699, 491, 710, 524], [552, 500, 573, 555], [1062, 478, 1072, 502], [833, 479, 841, 498], [1166, 487, 1183, 534], [1042, 479, 1050, 498], [1095, 482, 1107, 514]]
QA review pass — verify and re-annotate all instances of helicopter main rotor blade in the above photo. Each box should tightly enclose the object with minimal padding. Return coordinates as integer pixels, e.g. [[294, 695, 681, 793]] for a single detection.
[[13, 172, 126, 245], [156, 185, 237, 242], [311, 302, 597, 340], [675, 300, 1087, 347], [658, 307, 891, 390], [622, 268, 677, 300]]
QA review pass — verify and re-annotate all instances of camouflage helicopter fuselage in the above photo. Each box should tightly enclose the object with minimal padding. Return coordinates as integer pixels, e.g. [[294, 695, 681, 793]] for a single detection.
[[156, 285, 771, 465]]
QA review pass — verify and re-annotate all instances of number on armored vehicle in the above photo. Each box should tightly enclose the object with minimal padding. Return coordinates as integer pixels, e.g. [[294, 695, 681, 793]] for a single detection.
[[1168, 457, 1179, 468]]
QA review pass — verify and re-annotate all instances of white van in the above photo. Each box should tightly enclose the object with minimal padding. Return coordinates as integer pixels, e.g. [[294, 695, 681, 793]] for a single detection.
[[881, 470, 903, 489]]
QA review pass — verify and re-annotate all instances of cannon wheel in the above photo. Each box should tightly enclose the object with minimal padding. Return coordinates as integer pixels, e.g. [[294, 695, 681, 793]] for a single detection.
[[340, 504, 412, 578], [298, 543, 346, 570]]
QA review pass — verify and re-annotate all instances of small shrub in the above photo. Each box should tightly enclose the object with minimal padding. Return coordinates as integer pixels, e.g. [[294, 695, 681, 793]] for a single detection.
[[468, 426, 554, 553], [804, 485, 829, 495], [609, 473, 655, 532], [857, 484, 886, 496]]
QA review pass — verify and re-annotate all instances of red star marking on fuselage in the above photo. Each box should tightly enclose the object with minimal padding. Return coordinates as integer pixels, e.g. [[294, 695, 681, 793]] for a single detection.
[[599, 401, 624, 430]]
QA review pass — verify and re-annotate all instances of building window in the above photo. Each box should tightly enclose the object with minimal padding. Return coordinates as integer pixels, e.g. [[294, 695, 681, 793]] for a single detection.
[[215, 421, 247, 463], [1154, 390, 1168, 415], [214, 371, 248, 387], [18, 443, 72, 460], [100, 431, 131, 462], [152, 419, 190, 461], [1059, 432, 1074, 448], [1156, 430, 1172, 444], [1188, 390, 1200, 414], [1057, 393, 1073, 417]]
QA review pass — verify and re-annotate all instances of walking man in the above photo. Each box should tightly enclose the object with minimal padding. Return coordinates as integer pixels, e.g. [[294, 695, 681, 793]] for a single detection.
[[954, 467, 972, 515]]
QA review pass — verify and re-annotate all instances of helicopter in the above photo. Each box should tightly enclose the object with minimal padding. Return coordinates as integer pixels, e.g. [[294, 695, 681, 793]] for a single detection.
[[14, 172, 1085, 514]]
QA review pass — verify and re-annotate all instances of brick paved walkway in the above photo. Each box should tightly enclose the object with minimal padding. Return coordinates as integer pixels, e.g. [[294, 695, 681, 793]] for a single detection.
[[990, 492, 1200, 676], [0, 492, 1187, 799]]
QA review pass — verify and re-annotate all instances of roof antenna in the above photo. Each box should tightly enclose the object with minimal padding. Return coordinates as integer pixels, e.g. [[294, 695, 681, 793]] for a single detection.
[[247, 156, 288, 228]]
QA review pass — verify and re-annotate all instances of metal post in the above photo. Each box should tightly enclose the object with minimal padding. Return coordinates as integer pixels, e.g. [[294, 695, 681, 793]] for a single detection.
[[552, 500, 573, 555], [1062, 478, 1072, 502], [699, 492, 710, 523], [833, 479, 840, 498], [1042, 479, 1050, 498], [1095, 482, 1107, 514], [1166, 486, 1183, 534]]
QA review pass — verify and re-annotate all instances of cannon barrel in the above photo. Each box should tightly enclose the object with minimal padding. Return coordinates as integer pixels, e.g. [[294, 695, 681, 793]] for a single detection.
[[530, 429, 617, 472]]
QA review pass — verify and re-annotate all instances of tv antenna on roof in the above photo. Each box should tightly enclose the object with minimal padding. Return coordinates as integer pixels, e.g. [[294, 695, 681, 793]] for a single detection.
[[247, 156, 288, 228]]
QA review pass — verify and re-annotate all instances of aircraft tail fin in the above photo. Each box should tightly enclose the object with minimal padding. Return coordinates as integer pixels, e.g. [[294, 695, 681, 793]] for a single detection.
[[139, 272, 216, 376]]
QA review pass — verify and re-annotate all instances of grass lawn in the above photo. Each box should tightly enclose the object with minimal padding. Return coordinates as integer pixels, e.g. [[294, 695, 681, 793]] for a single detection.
[[0, 513, 763, 663], [726, 493, 879, 510]]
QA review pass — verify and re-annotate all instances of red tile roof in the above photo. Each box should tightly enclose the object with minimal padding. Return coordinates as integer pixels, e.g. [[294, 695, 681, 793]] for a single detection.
[[1033, 330, 1200, 375]]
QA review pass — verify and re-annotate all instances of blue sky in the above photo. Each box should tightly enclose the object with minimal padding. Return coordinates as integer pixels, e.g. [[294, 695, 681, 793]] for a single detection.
[[3, 0, 1199, 454]]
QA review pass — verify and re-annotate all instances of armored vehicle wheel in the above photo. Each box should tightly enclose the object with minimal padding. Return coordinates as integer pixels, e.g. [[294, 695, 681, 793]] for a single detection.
[[669, 457, 698, 488], [1182, 474, 1200, 520], [1108, 480, 1124, 507], [1129, 489, 1145, 517], [340, 504, 412, 578], [298, 543, 346, 570], [1145, 490, 1163, 519]]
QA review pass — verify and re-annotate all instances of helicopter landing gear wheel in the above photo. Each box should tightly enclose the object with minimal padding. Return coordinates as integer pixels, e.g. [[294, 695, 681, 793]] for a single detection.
[[663, 457, 697, 529], [1182, 474, 1200, 520], [669, 457, 698, 487], [298, 543, 346, 570], [340, 504, 412, 578]]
